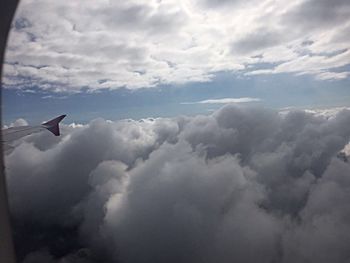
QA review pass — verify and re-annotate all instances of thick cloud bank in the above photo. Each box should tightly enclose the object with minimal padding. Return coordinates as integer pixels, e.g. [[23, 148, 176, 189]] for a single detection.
[[5, 105, 350, 263]]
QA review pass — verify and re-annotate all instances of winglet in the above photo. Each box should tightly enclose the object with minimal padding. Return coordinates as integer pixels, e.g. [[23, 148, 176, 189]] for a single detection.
[[41, 115, 66, 136]]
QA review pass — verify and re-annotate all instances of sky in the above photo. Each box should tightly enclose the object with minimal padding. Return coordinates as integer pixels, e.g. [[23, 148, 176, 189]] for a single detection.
[[2, 0, 350, 124], [2, 1, 350, 263]]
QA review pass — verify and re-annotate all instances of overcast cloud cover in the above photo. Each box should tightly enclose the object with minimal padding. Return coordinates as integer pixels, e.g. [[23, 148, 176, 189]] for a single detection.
[[3, 0, 350, 92], [4, 105, 350, 263]]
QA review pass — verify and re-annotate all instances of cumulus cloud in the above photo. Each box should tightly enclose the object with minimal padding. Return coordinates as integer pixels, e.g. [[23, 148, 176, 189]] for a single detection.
[[3, 0, 350, 92], [10, 118, 28, 127], [5, 105, 350, 263]]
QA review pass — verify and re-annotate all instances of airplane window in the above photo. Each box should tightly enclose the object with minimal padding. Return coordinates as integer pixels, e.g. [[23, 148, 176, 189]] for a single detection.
[[1, 1, 350, 262]]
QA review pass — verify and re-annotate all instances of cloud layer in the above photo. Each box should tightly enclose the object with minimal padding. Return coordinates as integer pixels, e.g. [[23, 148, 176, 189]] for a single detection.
[[5, 105, 350, 263], [3, 0, 350, 92]]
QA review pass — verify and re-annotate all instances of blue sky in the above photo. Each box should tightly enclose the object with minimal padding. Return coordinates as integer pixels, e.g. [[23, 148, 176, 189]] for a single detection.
[[2, 0, 350, 124], [4, 71, 350, 124]]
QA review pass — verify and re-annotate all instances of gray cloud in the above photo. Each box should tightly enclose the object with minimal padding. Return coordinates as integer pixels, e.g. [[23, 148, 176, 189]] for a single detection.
[[98, 2, 186, 35], [282, 0, 350, 31], [231, 29, 285, 55], [5, 105, 350, 262]]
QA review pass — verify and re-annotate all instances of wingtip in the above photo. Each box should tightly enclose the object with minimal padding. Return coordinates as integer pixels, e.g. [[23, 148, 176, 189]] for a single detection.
[[42, 114, 67, 136], [57, 114, 67, 122], [42, 114, 67, 126]]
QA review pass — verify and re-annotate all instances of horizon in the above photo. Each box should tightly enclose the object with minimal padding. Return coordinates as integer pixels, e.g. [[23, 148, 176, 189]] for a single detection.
[[2, 0, 350, 124]]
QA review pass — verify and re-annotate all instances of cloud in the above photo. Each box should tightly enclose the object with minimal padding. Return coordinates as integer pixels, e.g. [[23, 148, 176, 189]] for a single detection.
[[10, 118, 28, 127], [282, 0, 350, 31], [3, 0, 350, 92], [230, 28, 285, 55], [247, 48, 350, 80], [5, 105, 350, 262], [181, 97, 261, 104], [196, 0, 260, 9]]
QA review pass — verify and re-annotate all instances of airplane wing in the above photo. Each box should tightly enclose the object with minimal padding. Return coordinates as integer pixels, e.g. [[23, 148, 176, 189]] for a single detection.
[[2, 115, 66, 144]]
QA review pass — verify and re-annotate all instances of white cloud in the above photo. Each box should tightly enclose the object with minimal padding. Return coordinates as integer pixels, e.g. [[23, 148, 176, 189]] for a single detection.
[[343, 143, 350, 155], [3, 0, 350, 92], [315, 71, 350, 81], [10, 118, 28, 127], [6, 105, 350, 262], [181, 97, 261, 104], [279, 106, 350, 119]]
